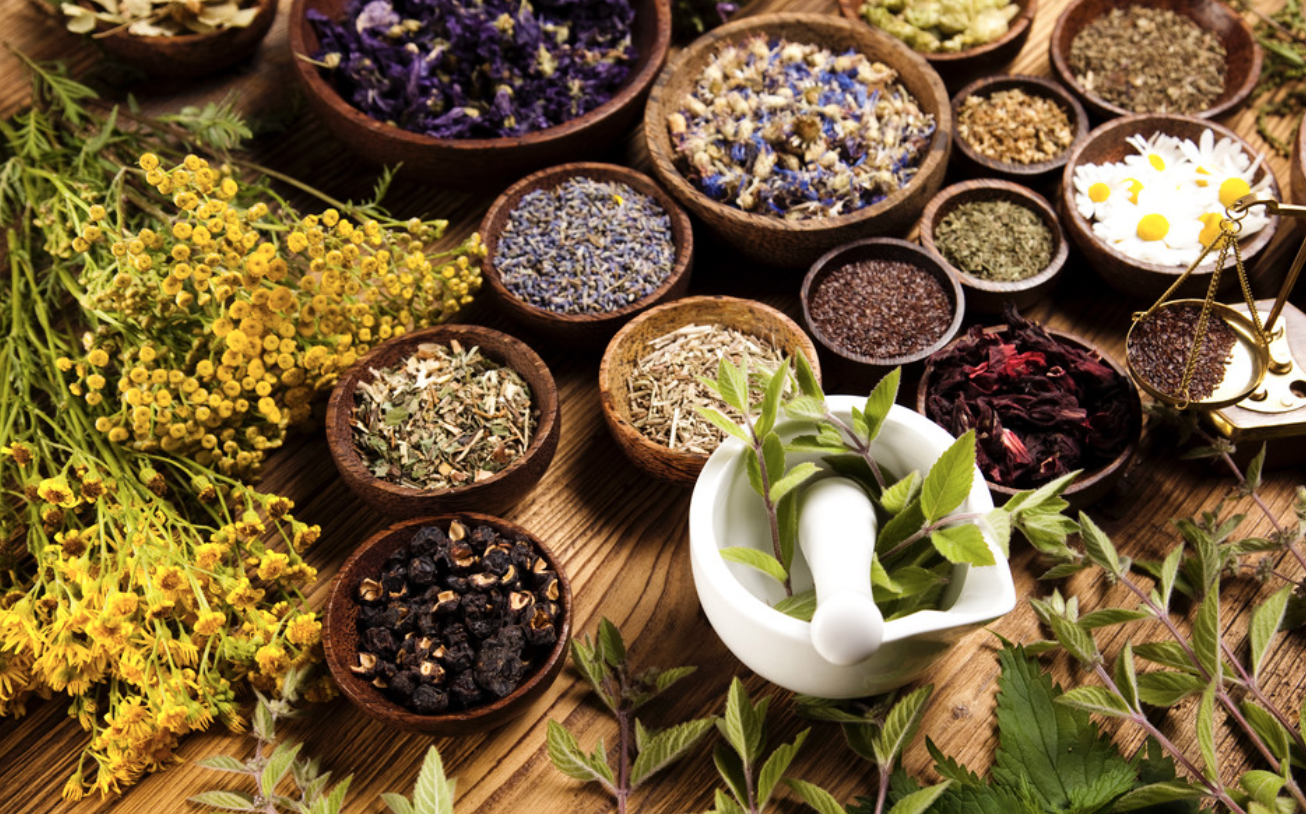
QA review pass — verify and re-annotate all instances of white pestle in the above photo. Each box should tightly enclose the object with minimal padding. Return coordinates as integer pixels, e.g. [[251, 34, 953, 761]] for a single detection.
[[798, 476, 885, 666]]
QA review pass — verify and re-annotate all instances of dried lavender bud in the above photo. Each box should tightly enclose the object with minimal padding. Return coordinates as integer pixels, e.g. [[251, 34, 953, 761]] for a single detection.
[[412, 684, 450, 715], [449, 670, 483, 707]]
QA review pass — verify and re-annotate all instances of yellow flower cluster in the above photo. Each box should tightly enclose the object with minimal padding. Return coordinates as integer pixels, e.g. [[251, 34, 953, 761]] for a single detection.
[[69, 153, 485, 478]]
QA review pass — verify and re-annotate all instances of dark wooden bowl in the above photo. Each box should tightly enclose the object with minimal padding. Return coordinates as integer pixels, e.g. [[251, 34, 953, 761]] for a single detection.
[[801, 237, 965, 391], [324, 514, 572, 736], [837, 0, 1037, 91], [479, 162, 693, 349], [1293, 121, 1306, 209], [598, 295, 820, 486], [918, 179, 1068, 314], [287, 0, 671, 187], [1060, 114, 1281, 300], [916, 325, 1142, 510], [643, 13, 951, 269], [325, 325, 561, 518], [90, 0, 276, 78], [950, 74, 1089, 188], [1049, 0, 1261, 121]]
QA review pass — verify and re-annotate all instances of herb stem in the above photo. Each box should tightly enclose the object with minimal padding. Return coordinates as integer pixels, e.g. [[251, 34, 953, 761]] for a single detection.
[[744, 404, 791, 596], [872, 763, 891, 814], [881, 512, 987, 561], [823, 409, 886, 492]]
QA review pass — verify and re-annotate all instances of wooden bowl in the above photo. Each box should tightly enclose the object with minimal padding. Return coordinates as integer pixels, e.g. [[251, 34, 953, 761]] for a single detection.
[[800, 238, 965, 390], [643, 13, 951, 269], [598, 295, 820, 486], [1060, 114, 1281, 300], [325, 325, 561, 518], [918, 179, 1068, 314], [916, 324, 1142, 510], [837, 0, 1037, 91], [90, 0, 276, 78], [949, 74, 1089, 188], [287, 0, 671, 187], [479, 162, 694, 349], [1049, 0, 1261, 121], [324, 514, 572, 736], [1293, 121, 1306, 209]]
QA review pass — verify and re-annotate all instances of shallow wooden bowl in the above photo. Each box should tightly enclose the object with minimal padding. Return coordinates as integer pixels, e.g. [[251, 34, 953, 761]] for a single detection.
[[1049, 0, 1261, 121], [949, 74, 1089, 188], [324, 514, 572, 736], [1293, 121, 1306, 209], [598, 295, 820, 486], [288, 0, 671, 187], [325, 325, 561, 518], [837, 0, 1037, 91], [479, 163, 693, 348], [91, 0, 276, 78], [918, 179, 1068, 314], [801, 237, 964, 390], [643, 13, 951, 269], [1060, 114, 1281, 300], [916, 324, 1142, 509]]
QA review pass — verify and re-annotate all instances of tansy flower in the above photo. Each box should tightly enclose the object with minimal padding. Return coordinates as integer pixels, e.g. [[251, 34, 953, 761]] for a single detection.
[[254, 643, 289, 676], [256, 551, 289, 581], [193, 610, 226, 637], [285, 613, 321, 647], [37, 477, 79, 508]]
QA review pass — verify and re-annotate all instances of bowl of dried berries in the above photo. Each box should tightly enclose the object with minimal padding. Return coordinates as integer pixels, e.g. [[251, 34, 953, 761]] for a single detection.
[[325, 324, 561, 518], [480, 162, 694, 348], [324, 514, 572, 735], [644, 13, 951, 269], [950, 75, 1089, 188], [1049, 0, 1261, 121], [918, 179, 1068, 314], [598, 295, 821, 486], [288, 0, 672, 186]]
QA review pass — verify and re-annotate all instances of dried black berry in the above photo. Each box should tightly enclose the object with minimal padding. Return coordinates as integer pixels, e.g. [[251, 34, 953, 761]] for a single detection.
[[408, 555, 438, 587], [362, 626, 397, 657], [410, 525, 448, 557], [440, 639, 474, 672], [449, 540, 478, 573], [481, 544, 511, 575], [417, 612, 440, 636], [442, 574, 469, 593], [388, 669, 420, 704], [411, 684, 449, 714], [470, 524, 497, 549], [449, 669, 483, 707]]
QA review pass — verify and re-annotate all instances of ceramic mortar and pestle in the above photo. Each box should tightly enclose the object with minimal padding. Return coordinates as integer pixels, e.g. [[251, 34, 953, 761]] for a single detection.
[[688, 396, 1016, 699]]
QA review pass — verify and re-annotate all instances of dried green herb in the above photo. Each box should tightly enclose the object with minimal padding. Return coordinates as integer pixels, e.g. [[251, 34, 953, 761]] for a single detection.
[[63, 0, 261, 37], [934, 200, 1052, 282]]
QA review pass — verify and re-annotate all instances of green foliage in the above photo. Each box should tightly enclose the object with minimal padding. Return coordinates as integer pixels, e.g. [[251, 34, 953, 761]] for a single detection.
[[382, 746, 457, 814]]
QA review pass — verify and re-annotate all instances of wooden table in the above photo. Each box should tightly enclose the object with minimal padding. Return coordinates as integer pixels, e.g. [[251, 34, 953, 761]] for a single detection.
[[2, 1, 1305, 811]]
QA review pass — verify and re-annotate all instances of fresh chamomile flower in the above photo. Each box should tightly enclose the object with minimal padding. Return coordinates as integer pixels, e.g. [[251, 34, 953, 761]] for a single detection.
[[1072, 162, 1129, 220], [1179, 128, 1254, 188], [1093, 187, 1202, 266], [1124, 132, 1189, 175]]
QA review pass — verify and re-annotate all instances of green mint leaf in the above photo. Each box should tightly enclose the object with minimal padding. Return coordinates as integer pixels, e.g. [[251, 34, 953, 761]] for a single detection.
[[759, 433, 784, 481], [782, 778, 845, 814], [745, 449, 765, 497], [188, 790, 258, 812], [888, 565, 948, 597], [885, 780, 952, 814], [260, 742, 303, 798], [413, 745, 453, 814], [874, 685, 933, 767], [719, 679, 752, 765], [1048, 615, 1100, 667], [1113, 643, 1139, 711], [881, 471, 922, 515], [714, 787, 747, 814], [785, 395, 828, 423], [382, 793, 416, 814], [635, 718, 652, 754], [1244, 444, 1266, 495], [843, 721, 880, 761], [1197, 684, 1217, 781], [1078, 512, 1123, 576], [1241, 700, 1292, 763], [793, 352, 822, 398], [547, 721, 615, 790], [1001, 470, 1077, 515], [1055, 686, 1132, 718], [1078, 608, 1151, 629], [1134, 641, 1202, 675], [784, 436, 849, 455], [861, 367, 900, 444], [1191, 593, 1221, 680], [654, 666, 697, 694], [195, 755, 250, 774], [717, 358, 748, 412], [773, 590, 816, 621], [1135, 671, 1205, 706], [720, 546, 787, 585], [695, 407, 750, 444], [920, 430, 976, 523], [878, 497, 926, 556], [630, 718, 717, 787], [982, 508, 1012, 558], [569, 638, 613, 709], [713, 745, 748, 808], [754, 359, 788, 438], [769, 462, 819, 504], [930, 524, 994, 566], [1250, 586, 1292, 681], [1111, 781, 1205, 811], [1157, 543, 1184, 612], [777, 491, 799, 574], [851, 405, 870, 440], [252, 697, 275, 743], [1039, 561, 1088, 580], [1015, 510, 1080, 556], [323, 776, 352, 814], [871, 556, 903, 596], [597, 617, 627, 669], [757, 729, 807, 808], [1240, 770, 1285, 808]]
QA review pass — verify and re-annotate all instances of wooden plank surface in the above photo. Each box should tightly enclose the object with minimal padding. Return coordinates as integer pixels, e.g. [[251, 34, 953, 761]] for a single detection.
[[2, 0, 1305, 811]]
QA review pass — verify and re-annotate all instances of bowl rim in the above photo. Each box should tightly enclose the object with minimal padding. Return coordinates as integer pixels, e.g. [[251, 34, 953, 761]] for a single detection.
[[835, 0, 1038, 66], [323, 513, 573, 732], [286, 0, 672, 151], [800, 236, 966, 366], [325, 324, 560, 502], [950, 73, 1090, 176], [642, 11, 951, 235], [479, 162, 694, 327], [87, 0, 277, 42], [918, 178, 1070, 296]]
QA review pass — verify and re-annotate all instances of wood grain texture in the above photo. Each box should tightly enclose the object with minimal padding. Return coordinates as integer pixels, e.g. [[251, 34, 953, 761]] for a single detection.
[[2, 0, 1306, 812], [89, 0, 278, 78]]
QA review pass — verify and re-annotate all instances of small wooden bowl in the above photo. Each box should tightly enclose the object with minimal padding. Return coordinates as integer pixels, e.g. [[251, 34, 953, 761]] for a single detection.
[[838, 0, 1037, 91], [325, 325, 561, 518], [916, 324, 1142, 509], [1292, 121, 1306, 209], [598, 295, 820, 486], [479, 162, 694, 349], [643, 13, 951, 269], [287, 0, 671, 187], [1049, 0, 1261, 121], [801, 238, 965, 390], [918, 179, 1068, 314], [949, 75, 1089, 187], [90, 0, 276, 78], [1060, 114, 1281, 300], [324, 514, 572, 736]]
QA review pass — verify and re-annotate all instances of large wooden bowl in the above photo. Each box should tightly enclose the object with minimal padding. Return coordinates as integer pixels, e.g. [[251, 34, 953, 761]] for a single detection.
[[1293, 121, 1306, 209], [324, 514, 572, 736], [643, 13, 951, 269], [837, 0, 1038, 91], [599, 295, 820, 486], [1049, 0, 1261, 121], [91, 0, 277, 78], [325, 325, 561, 518], [918, 179, 1068, 314], [288, 0, 671, 187], [480, 162, 694, 349], [1060, 114, 1281, 300]]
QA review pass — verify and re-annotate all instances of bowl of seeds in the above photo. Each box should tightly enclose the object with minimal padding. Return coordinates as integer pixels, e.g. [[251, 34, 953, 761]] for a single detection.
[[644, 13, 951, 269], [950, 75, 1089, 188], [288, 0, 672, 186], [1049, 0, 1261, 121], [918, 179, 1068, 314], [480, 162, 694, 348], [325, 325, 561, 518], [598, 295, 821, 486], [324, 513, 572, 735]]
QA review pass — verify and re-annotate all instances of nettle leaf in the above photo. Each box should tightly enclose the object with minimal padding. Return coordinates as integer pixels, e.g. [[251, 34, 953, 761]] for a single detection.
[[755, 359, 789, 438], [757, 729, 807, 808], [782, 778, 844, 814], [598, 618, 627, 668], [260, 742, 302, 798], [926, 738, 982, 786], [1197, 683, 1217, 781], [1111, 781, 1205, 811], [785, 395, 828, 423], [773, 590, 816, 622], [886, 781, 952, 814], [570, 639, 611, 706], [861, 367, 900, 444], [252, 698, 275, 743], [546, 721, 615, 790], [630, 718, 717, 787], [881, 471, 922, 515], [721, 546, 787, 585], [793, 352, 822, 399], [321, 776, 354, 814], [920, 430, 977, 524], [1078, 513, 1122, 576], [1136, 671, 1205, 706], [1078, 608, 1150, 629], [696, 407, 750, 444], [718, 357, 748, 413], [1055, 686, 1131, 718], [188, 790, 257, 812], [1191, 593, 1221, 680], [930, 524, 994, 566], [770, 462, 819, 505], [1241, 700, 1292, 763], [635, 719, 652, 754], [874, 685, 933, 767], [1113, 644, 1139, 711], [1250, 586, 1292, 681], [1048, 615, 1099, 667]]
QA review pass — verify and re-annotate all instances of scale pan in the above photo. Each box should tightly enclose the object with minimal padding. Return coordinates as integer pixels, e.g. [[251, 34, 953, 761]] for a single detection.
[[1126, 300, 1268, 410]]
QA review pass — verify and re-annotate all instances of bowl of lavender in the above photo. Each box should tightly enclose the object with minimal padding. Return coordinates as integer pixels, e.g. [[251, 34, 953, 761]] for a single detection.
[[644, 13, 951, 269], [480, 162, 694, 348], [289, 0, 673, 186]]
